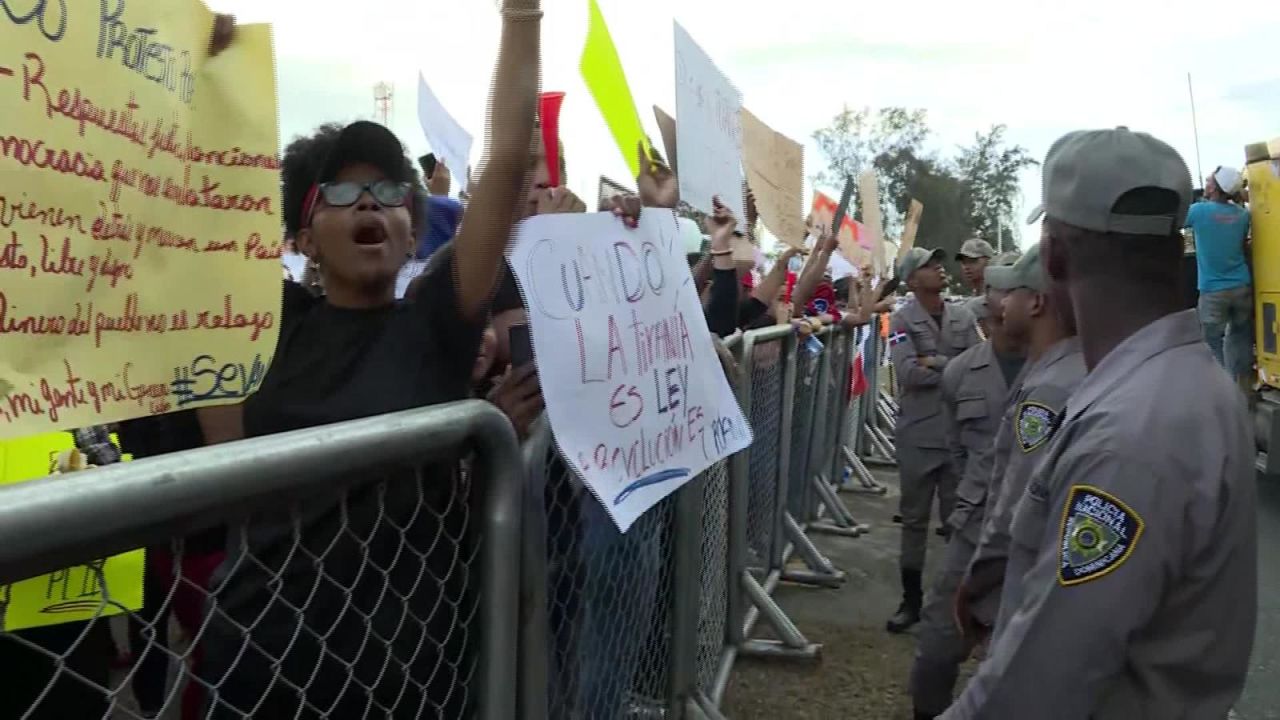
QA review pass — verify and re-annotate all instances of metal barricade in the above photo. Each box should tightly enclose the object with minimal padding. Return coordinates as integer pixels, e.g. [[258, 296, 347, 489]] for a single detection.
[[0, 402, 522, 720]]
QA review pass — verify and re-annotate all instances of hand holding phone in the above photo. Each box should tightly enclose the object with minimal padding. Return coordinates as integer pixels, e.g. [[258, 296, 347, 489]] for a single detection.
[[509, 324, 534, 368]]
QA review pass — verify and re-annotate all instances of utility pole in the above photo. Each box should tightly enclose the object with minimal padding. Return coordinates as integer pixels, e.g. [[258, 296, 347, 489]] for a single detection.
[[373, 82, 394, 126], [1188, 73, 1204, 185]]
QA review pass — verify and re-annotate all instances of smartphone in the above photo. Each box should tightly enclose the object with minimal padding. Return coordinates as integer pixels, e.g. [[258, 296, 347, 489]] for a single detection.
[[419, 153, 438, 178], [509, 324, 534, 368]]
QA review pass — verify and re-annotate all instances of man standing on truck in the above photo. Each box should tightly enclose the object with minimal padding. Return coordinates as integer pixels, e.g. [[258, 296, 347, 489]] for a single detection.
[[1186, 165, 1253, 393]]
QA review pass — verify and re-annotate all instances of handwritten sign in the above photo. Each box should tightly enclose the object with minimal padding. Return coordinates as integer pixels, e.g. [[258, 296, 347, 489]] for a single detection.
[[0, 1, 282, 439], [653, 106, 678, 175], [417, 72, 472, 183], [674, 22, 744, 221], [0, 432, 143, 631], [899, 199, 924, 260], [858, 170, 886, 275], [811, 191, 869, 267], [740, 108, 805, 249], [508, 210, 752, 531]]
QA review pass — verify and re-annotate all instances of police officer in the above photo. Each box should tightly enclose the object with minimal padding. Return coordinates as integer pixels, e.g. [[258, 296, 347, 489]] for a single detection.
[[909, 255, 1024, 719], [943, 128, 1257, 719], [956, 238, 997, 324], [952, 242, 1086, 662], [887, 247, 981, 633]]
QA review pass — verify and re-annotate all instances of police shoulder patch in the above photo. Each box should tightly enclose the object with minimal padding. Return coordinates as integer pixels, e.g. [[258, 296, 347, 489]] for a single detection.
[[888, 331, 908, 347], [1015, 401, 1057, 453], [1058, 485, 1144, 587]]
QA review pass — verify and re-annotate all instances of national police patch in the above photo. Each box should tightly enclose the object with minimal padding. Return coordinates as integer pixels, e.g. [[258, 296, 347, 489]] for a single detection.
[[1015, 401, 1056, 453], [1058, 485, 1144, 586], [888, 331, 908, 347]]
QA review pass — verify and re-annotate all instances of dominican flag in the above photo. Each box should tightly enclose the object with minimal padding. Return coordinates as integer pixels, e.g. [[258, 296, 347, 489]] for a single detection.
[[848, 327, 870, 399]]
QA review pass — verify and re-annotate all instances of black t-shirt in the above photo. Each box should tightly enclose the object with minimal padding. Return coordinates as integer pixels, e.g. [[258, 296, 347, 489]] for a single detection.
[[201, 249, 485, 718]]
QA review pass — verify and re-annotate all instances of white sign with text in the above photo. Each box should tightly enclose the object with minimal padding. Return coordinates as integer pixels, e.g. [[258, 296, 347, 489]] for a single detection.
[[508, 210, 753, 531], [417, 72, 473, 183], [673, 23, 745, 221]]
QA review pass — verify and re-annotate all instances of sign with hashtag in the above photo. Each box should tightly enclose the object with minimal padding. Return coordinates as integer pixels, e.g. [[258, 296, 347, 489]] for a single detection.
[[0, 1, 282, 438]]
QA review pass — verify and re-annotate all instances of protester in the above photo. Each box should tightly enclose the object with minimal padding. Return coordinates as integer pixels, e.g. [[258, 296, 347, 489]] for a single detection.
[[192, 0, 544, 714], [886, 247, 981, 634], [1186, 165, 1253, 393], [908, 253, 1022, 720], [944, 127, 1256, 719], [954, 242, 1084, 665], [114, 412, 226, 720]]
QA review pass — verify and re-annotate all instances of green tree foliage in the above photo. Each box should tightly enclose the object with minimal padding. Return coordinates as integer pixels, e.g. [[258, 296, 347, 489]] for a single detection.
[[955, 125, 1039, 244], [812, 108, 1035, 291]]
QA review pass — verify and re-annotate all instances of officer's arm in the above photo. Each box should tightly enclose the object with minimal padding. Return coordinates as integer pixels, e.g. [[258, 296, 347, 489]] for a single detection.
[[946, 449, 1180, 719], [889, 315, 942, 388]]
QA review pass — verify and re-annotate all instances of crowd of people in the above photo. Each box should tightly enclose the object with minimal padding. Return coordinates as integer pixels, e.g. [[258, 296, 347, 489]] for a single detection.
[[888, 128, 1258, 719], [0, 2, 893, 718], [0, 0, 1265, 717]]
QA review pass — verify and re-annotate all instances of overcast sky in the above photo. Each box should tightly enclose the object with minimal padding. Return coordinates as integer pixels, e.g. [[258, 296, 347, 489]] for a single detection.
[[216, 0, 1279, 250]]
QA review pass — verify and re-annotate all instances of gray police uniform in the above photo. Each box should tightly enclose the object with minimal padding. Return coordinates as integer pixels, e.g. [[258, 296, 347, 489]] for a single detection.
[[964, 337, 1085, 628], [889, 297, 981, 572], [909, 340, 1013, 716], [942, 311, 1256, 719]]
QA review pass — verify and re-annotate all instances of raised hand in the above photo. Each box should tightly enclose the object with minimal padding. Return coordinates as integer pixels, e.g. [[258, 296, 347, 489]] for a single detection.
[[637, 141, 679, 209]]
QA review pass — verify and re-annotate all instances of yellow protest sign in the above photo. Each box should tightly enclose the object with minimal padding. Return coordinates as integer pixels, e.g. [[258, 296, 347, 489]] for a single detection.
[[0, 433, 144, 631], [0, 3, 282, 440], [580, 0, 649, 178]]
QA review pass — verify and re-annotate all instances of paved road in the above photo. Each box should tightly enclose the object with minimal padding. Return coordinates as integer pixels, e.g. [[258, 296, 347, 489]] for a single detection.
[[1238, 473, 1280, 720]]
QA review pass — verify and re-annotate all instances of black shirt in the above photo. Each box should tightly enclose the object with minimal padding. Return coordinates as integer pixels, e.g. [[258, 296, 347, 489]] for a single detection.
[[201, 249, 486, 718]]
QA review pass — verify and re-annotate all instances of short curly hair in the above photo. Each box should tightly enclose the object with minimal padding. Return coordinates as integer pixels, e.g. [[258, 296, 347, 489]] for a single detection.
[[280, 123, 425, 239]]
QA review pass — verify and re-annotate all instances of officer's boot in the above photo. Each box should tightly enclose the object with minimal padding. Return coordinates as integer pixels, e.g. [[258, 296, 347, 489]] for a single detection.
[[886, 567, 923, 634]]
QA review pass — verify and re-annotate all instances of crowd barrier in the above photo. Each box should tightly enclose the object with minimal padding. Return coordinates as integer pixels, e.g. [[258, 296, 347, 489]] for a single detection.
[[0, 318, 900, 720]]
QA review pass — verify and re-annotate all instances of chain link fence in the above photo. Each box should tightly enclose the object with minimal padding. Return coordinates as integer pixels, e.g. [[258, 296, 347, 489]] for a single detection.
[[0, 322, 885, 720], [0, 402, 522, 720]]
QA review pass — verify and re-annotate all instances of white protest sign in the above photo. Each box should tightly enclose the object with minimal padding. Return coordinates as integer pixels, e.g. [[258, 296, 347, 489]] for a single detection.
[[417, 72, 473, 181], [508, 210, 753, 531], [674, 23, 745, 221]]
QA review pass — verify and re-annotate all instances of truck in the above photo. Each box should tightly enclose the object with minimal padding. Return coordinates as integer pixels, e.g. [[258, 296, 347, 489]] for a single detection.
[[1247, 137, 1280, 473]]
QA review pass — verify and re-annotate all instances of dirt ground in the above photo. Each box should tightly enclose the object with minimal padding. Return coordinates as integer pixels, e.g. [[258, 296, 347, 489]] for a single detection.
[[721, 464, 1279, 720], [721, 465, 963, 720]]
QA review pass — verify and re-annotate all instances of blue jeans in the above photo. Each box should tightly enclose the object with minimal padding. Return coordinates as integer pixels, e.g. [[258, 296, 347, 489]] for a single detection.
[[1198, 285, 1254, 379]]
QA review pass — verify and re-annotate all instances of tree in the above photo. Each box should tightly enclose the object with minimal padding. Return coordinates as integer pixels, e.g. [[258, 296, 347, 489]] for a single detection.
[[812, 110, 1035, 289], [954, 125, 1038, 249], [811, 106, 931, 239]]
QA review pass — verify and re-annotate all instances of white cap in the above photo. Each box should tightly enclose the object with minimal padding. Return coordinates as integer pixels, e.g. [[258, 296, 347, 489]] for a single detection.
[[1214, 166, 1243, 195], [677, 218, 703, 254]]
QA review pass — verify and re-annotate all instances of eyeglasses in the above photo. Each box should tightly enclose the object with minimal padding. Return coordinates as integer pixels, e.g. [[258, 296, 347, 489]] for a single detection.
[[319, 180, 411, 208], [302, 180, 412, 228]]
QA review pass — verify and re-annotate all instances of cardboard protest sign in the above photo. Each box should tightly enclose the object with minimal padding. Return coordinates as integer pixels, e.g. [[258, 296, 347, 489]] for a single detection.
[[653, 106, 678, 174], [0, 3, 282, 439], [739, 109, 804, 248], [417, 72, 473, 183], [811, 191, 869, 267], [0, 432, 144, 630], [899, 199, 924, 260], [581, 0, 649, 178], [858, 170, 886, 275], [508, 210, 752, 531], [673, 23, 744, 221]]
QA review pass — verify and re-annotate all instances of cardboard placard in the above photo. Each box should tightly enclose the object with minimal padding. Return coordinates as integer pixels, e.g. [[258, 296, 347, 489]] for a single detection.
[[739, 109, 805, 248]]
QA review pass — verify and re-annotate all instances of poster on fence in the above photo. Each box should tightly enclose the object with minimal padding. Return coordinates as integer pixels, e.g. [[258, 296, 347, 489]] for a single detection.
[[0, 3, 282, 440], [0, 433, 144, 630], [508, 210, 753, 531], [674, 22, 744, 221]]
